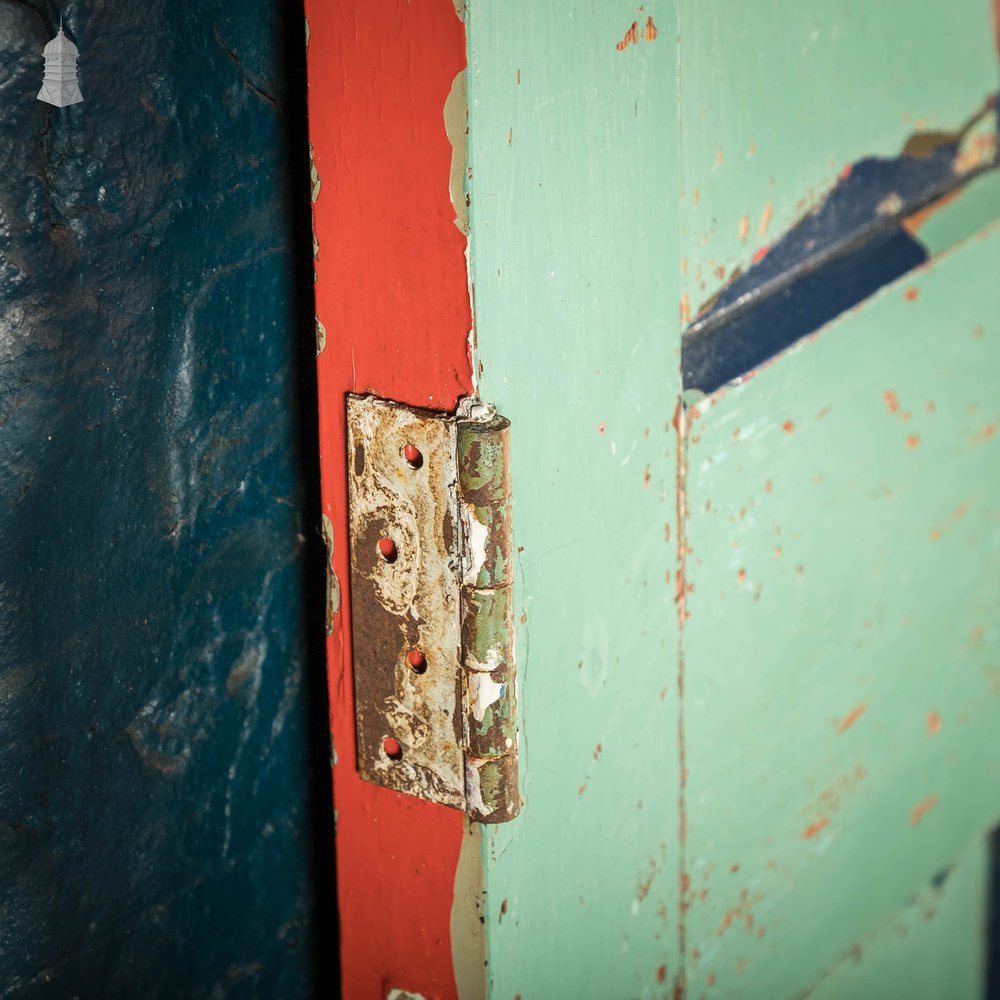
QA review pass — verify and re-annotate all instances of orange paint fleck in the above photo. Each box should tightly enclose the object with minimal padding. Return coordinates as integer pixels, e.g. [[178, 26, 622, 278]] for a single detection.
[[680, 255, 688, 273], [973, 323, 984, 339], [680, 292, 690, 325], [803, 817, 829, 839], [644, 16, 658, 41], [930, 528, 942, 541], [904, 287, 919, 302], [707, 974, 716, 987], [516, 68, 520, 85], [737, 569, 746, 585], [909, 795, 939, 827], [925, 401, 936, 413], [657, 966, 667, 984], [836, 703, 867, 734], [643, 465, 652, 489], [883, 390, 900, 414], [906, 434, 920, 449], [764, 479, 773, 494], [597, 422, 607, 435], [752, 246, 769, 264], [839, 163, 853, 181], [927, 710, 942, 735], [782, 420, 794, 433], [692, 187, 700, 206], [758, 199, 774, 238], [984, 425, 996, 441], [616, 21, 639, 50], [738, 214, 750, 242]]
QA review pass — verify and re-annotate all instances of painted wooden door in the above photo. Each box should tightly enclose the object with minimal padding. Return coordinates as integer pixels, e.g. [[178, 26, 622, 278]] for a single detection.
[[306, 2, 1000, 997]]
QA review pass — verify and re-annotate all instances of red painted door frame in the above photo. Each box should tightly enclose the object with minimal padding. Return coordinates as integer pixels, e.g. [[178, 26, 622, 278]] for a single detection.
[[304, 2, 472, 996]]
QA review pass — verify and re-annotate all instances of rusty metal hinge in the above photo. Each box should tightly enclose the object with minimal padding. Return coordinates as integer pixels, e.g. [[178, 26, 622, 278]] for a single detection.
[[347, 394, 519, 823]]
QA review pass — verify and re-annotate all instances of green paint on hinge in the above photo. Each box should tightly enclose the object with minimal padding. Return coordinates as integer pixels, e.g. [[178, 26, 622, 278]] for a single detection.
[[458, 409, 518, 822]]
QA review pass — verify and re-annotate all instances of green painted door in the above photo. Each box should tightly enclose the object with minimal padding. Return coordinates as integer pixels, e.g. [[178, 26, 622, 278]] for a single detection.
[[465, 2, 1000, 997]]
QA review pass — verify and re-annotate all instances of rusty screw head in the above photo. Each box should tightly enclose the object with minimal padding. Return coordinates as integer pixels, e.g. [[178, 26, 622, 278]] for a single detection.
[[407, 649, 427, 674], [376, 537, 398, 563]]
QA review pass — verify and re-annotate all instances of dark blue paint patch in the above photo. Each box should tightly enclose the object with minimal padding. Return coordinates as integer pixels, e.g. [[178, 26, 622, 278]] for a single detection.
[[988, 825, 1000, 1000], [0, 1, 334, 997], [682, 98, 999, 396]]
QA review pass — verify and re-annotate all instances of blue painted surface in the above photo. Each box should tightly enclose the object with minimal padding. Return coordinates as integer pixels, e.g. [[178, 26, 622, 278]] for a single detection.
[[0, 2, 333, 996]]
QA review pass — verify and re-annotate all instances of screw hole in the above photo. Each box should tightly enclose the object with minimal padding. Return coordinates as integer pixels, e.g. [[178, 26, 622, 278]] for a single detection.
[[377, 537, 397, 563], [407, 649, 427, 673], [403, 444, 423, 470], [383, 737, 402, 761]]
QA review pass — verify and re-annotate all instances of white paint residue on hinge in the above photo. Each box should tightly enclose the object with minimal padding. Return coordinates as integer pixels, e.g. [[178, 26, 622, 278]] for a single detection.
[[461, 502, 488, 585], [465, 645, 503, 673], [469, 670, 505, 722]]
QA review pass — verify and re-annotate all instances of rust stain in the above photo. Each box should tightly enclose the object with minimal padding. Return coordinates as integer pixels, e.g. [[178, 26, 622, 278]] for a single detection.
[[707, 974, 716, 987], [507, 127, 512, 146], [883, 390, 900, 414], [657, 965, 668, 984], [906, 434, 921, 449], [692, 187, 700, 206], [764, 479, 773, 494], [738, 214, 750, 242], [927, 710, 942, 735], [716, 889, 764, 937], [593, 743, 603, 761], [644, 15, 658, 41], [904, 287, 920, 302], [597, 422, 607, 435], [974, 323, 984, 339], [909, 795, 940, 827], [499, 899, 507, 923], [516, 68, 520, 85], [836, 703, 867, 734], [994, 0, 1000, 57], [736, 568, 746, 585], [680, 292, 690, 325], [636, 857, 661, 903], [643, 465, 652, 489], [782, 420, 794, 434], [803, 817, 830, 839]]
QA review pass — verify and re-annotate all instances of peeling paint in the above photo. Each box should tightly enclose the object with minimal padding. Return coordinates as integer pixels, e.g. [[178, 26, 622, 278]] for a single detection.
[[444, 71, 469, 235], [315, 315, 326, 356]]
